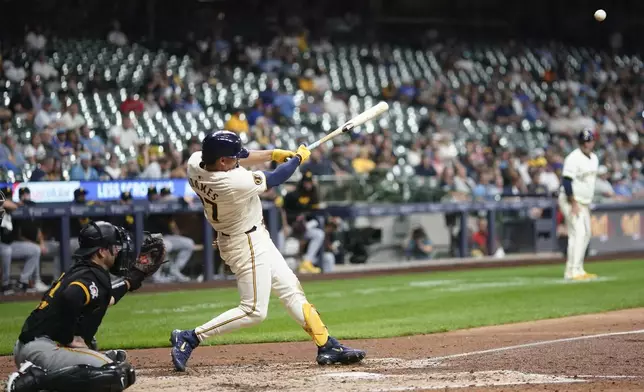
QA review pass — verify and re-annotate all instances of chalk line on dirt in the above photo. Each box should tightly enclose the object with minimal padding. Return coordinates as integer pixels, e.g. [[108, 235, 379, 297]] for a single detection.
[[428, 328, 644, 363]]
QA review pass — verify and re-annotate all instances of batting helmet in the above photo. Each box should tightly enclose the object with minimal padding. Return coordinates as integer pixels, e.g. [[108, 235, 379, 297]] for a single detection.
[[201, 131, 250, 165], [578, 128, 595, 143], [75, 221, 135, 277]]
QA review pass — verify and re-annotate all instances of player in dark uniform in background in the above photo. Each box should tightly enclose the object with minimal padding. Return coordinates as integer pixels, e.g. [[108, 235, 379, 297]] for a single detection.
[[6, 222, 143, 391], [110, 191, 136, 235], [283, 171, 327, 274], [146, 187, 194, 282], [70, 187, 93, 253]]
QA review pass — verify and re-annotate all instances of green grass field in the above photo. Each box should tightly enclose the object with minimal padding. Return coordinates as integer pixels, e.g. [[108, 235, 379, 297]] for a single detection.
[[1, 260, 643, 355]]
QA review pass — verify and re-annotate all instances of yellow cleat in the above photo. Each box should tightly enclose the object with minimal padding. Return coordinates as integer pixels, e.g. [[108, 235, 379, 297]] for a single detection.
[[583, 273, 598, 279], [298, 260, 321, 274]]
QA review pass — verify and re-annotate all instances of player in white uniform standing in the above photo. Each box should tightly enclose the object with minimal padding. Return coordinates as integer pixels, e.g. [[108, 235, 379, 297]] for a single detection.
[[559, 129, 599, 281], [169, 131, 365, 371]]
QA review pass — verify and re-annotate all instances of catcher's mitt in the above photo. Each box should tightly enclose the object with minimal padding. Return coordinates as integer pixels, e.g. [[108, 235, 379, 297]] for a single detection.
[[126, 232, 167, 291]]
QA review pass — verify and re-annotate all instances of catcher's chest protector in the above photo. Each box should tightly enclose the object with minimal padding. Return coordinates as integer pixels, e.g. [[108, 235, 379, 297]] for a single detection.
[[19, 262, 112, 345]]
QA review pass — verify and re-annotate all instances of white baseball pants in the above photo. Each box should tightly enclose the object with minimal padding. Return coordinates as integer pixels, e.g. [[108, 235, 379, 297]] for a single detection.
[[195, 226, 309, 341], [558, 195, 591, 279]]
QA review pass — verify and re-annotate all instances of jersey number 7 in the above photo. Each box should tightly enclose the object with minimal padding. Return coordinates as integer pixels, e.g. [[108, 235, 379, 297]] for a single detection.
[[198, 196, 219, 223]]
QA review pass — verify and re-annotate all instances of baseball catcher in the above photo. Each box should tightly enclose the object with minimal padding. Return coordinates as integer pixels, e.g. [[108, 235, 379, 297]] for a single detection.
[[6, 221, 166, 392]]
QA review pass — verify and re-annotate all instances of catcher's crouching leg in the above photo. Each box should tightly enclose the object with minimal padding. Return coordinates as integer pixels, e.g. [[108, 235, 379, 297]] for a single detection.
[[7, 361, 136, 392]]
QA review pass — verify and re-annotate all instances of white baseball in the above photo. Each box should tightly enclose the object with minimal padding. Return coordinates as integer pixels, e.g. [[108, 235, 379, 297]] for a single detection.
[[594, 9, 606, 22]]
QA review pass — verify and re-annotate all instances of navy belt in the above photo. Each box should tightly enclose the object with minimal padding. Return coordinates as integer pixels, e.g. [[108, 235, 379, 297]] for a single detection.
[[220, 226, 257, 237]]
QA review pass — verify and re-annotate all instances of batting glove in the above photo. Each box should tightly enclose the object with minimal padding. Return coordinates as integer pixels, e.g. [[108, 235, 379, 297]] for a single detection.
[[271, 149, 296, 163], [295, 145, 311, 164]]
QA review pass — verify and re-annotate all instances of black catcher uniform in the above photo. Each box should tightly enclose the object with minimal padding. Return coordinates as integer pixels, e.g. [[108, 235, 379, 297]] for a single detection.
[[7, 222, 141, 392]]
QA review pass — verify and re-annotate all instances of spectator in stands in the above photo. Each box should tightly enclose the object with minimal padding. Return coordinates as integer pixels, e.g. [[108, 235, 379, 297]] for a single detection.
[[3, 135, 25, 169], [398, 79, 417, 104], [32, 53, 59, 82], [140, 155, 172, 179], [29, 156, 54, 181], [273, 90, 295, 124], [300, 149, 335, 175], [60, 103, 85, 130], [109, 116, 141, 150], [612, 172, 632, 199], [144, 92, 160, 116], [453, 163, 475, 194], [471, 218, 505, 258], [627, 166, 644, 198], [224, 110, 249, 133], [527, 169, 549, 195], [34, 98, 61, 130], [182, 94, 203, 114], [3, 60, 27, 83], [415, 155, 437, 177], [352, 147, 376, 174], [107, 20, 128, 47], [627, 141, 644, 165], [51, 129, 75, 157], [69, 152, 100, 181], [120, 92, 144, 114], [104, 154, 123, 179], [283, 172, 327, 274], [23, 134, 46, 164], [79, 125, 105, 155], [313, 67, 330, 95], [25, 26, 47, 51], [10, 82, 33, 116], [472, 169, 501, 201], [245, 41, 262, 68], [324, 92, 349, 116], [405, 227, 433, 260]]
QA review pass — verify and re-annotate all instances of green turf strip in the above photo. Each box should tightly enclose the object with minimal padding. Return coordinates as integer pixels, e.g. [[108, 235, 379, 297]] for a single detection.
[[0, 260, 642, 355]]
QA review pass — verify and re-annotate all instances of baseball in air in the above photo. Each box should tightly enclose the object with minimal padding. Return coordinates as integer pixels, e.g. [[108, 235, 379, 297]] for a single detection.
[[594, 9, 606, 22]]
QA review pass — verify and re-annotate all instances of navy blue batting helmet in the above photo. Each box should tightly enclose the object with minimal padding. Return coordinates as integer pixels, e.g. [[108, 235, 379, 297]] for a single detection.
[[578, 128, 595, 143], [201, 131, 250, 165]]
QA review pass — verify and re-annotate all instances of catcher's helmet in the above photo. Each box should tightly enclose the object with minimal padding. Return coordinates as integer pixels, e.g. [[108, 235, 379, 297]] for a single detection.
[[75, 221, 135, 276], [578, 128, 595, 143], [201, 130, 249, 165]]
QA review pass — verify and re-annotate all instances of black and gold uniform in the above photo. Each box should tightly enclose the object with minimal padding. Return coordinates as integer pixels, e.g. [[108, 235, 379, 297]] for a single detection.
[[8, 221, 140, 392]]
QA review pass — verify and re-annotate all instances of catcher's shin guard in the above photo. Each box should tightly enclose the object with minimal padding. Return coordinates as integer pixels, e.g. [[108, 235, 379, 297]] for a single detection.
[[7, 361, 136, 392]]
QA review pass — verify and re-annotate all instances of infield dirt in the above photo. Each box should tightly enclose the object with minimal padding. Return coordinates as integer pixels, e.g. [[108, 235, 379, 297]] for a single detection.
[[2, 308, 643, 391]]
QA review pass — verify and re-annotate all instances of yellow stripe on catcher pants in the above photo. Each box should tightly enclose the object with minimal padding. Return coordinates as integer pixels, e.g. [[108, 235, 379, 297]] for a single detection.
[[195, 227, 316, 341]]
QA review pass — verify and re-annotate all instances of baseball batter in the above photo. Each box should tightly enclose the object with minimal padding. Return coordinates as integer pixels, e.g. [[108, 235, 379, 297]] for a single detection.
[[559, 129, 599, 281], [170, 131, 365, 371]]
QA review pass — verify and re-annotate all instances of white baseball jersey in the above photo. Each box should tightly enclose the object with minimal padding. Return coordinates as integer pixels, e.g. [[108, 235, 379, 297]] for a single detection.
[[187, 151, 267, 235], [561, 148, 599, 205]]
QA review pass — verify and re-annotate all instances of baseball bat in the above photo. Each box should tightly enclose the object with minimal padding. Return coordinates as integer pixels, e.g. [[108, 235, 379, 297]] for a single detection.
[[307, 101, 389, 150]]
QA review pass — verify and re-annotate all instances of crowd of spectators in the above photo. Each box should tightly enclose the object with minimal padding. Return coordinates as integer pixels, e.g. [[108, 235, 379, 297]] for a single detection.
[[1, 24, 644, 206]]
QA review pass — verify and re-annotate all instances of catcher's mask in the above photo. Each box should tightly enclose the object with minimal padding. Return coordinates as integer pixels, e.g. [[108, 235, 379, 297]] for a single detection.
[[75, 221, 135, 276]]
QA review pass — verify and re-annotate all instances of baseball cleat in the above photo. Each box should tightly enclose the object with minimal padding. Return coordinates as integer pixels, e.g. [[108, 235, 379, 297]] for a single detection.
[[316, 336, 366, 365], [170, 329, 200, 372]]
